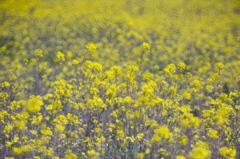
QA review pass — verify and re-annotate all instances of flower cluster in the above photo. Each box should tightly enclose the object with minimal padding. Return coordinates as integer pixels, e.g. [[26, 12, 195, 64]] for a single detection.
[[0, 0, 239, 158]]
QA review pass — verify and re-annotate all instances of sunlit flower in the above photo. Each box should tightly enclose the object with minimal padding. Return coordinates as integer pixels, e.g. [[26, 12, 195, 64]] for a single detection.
[[142, 42, 151, 51], [219, 147, 236, 159], [56, 51, 65, 61], [26, 97, 43, 113], [86, 42, 97, 53]]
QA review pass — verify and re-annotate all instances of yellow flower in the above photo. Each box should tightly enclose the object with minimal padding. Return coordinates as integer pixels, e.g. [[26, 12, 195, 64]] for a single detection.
[[143, 72, 153, 80], [54, 114, 68, 125], [176, 156, 185, 159], [136, 133, 144, 140], [206, 85, 213, 92], [126, 136, 135, 143], [180, 135, 188, 145], [136, 152, 144, 159], [192, 80, 203, 89], [207, 128, 219, 139], [65, 154, 77, 159], [6, 141, 13, 147], [40, 128, 53, 136], [183, 91, 191, 100], [14, 120, 27, 130], [178, 62, 186, 72], [55, 124, 65, 133], [72, 59, 79, 65], [189, 146, 211, 159], [128, 65, 138, 72], [216, 62, 224, 69], [21, 145, 32, 153], [154, 125, 172, 138], [168, 64, 176, 73], [0, 92, 9, 99], [56, 51, 65, 61], [12, 134, 19, 143], [30, 130, 37, 135], [3, 125, 13, 133], [111, 65, 122, 76], [32, 115, 43, 125], [117, 130, 125, 137], [86, 42, 97, 53], [85, 61, 102, 72], [12, 147, 22, 155], [87, 149, 99, 159], [46, 148, 54, 156], [142, 42, 151, 51], [3, 81, 10, 87], [145, 148, 151, 154], [219, 147, 236, 159], [35, 49, 43, 57], [26, 98, 43, 113]]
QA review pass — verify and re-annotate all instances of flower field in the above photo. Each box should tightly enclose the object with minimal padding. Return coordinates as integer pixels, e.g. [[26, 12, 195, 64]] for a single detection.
[[0, 0, 240, 158]]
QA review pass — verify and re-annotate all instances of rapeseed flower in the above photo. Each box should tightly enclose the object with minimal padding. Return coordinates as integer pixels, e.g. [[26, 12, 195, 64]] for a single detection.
[[176, 156, 185, 159], [189, 146, 211, 159], [142, 42, 151, 51], [56, 52, 65, 61], [12, 147, 22, 155], [219, 147, 236, 159], [86, 42, 97, 53], [72, 59, 79, 65], [178, 62, 186, 72], [0, 0, 239, 158], [26, 97, 43, 113], [35, 49, 43, 57], [207, 128, 219, 139]]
